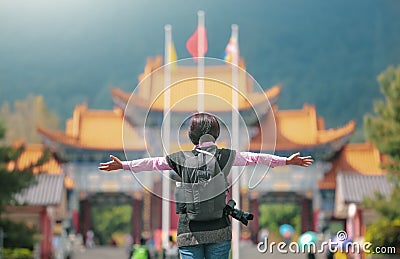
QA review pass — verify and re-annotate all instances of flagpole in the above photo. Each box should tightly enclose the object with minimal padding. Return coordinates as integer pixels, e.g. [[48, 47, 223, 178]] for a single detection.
[[231, 24, 240, 259], [197, 10, 205, 113], [162, 24, 172, 249]]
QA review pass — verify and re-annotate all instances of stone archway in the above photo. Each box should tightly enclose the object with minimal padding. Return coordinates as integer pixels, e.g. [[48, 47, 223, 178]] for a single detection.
[[79, 192, 143, 245], [249, 191, 313, 244]]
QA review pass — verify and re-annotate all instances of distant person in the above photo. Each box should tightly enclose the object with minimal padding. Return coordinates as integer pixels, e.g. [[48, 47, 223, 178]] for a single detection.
[[85, 230, 95, 248], [163, 235, 179, 259], [130, 237, 151, 259], [99, 113, 313, 259], [125, 233, 134, 256], [327, 250, 334, 259], [110, 237, 117, 247], [258, 227, 269, 243], [145, 234, 157, 259]]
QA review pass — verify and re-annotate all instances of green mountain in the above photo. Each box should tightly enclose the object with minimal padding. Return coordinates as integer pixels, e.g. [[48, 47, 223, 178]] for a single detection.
[[1, 0, 400, 130]]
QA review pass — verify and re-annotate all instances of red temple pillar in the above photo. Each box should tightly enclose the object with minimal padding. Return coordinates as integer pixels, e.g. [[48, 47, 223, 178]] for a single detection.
[[151, 181, 163, 232], [150, 192, 162, 231], [170, 200, 179, 230], [72, 209, 79, 234], [40, 207, 52, 259], [81, 199, 91, 244], [240, 190, 251, 241], [301, 197, 313, 232], [249, 197, 260, 244], [357, 209, 363, 238], [355, 209, 362, 238], [131, 198, 143, 244]]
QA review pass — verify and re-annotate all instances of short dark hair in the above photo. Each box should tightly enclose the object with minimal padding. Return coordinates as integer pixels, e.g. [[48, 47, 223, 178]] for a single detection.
[[188, 113, 220, 145]]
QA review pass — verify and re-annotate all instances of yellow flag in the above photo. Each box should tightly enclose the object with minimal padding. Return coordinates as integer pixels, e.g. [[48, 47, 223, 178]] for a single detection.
[[169, 42, 177, 63], [168, 41, 178, 71]]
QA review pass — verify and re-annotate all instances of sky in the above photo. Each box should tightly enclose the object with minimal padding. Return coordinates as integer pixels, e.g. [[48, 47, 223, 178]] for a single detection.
[[1, 0, 400, 129]]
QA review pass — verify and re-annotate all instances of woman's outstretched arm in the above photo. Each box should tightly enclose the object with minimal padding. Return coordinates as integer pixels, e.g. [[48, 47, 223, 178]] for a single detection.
[[234, 152, 313, 168], [98, 155, 171, 172], [98, 151, 313, 173], [98, 155, 123, 171], [286, 152, 314, 166]]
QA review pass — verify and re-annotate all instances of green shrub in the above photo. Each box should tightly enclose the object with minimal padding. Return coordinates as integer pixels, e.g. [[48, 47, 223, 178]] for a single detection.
[[0, 219, 37, 249], [2, 248, 33, 259], [364, 218, 400, 253]]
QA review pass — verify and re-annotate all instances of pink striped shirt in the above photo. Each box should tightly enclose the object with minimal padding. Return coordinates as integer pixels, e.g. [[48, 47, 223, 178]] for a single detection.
[[122, 146, 287, 173]]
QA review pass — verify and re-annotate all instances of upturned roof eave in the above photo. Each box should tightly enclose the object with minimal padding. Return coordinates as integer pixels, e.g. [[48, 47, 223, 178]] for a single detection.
[[110, 86, 281, 112], [37, 126, 146, 152]]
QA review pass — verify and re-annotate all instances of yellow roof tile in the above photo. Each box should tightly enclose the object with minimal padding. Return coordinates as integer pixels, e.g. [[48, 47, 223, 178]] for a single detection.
[[337, 142, 383, 174], [116, 56, 278, 113], [250, 104, 355, 150], [318, 142, 384, 189], [39, 104, 146, 151], [113, 84, 280, 113], [7, 144, 62, 174]]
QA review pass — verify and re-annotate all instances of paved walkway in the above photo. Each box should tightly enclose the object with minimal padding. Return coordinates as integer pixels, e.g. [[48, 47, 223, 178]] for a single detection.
[[73, 244, 320, 259], [74, 246, 128, 259]]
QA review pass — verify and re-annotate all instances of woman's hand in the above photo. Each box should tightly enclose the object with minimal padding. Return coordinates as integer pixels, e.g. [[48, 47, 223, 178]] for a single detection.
[[98, 155, 123, 171], [286, 152, 314, 167]]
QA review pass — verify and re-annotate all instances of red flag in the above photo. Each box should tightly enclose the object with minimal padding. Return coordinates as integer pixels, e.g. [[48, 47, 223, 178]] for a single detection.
[[186, 25, 208, 58]]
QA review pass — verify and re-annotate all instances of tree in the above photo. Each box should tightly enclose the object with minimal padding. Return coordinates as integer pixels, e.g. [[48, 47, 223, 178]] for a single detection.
[[0, 121, 35, 213], [0, 218, 37, 250], [365, 66, 400, 184], [91, 204, 132, 245], [0, 95, 59, 144], [259, 203, 301, 241], [0, 120, 50, 250], [364, 66, 400, 251]]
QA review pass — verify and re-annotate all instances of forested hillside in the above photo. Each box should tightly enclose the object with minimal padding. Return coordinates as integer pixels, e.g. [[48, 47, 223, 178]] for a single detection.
[[1, 0, 400, 131]]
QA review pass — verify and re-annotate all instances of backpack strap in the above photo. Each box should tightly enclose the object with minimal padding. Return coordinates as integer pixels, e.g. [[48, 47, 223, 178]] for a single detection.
[[216, 148, 236, 177], [192, 148, 234, 176]]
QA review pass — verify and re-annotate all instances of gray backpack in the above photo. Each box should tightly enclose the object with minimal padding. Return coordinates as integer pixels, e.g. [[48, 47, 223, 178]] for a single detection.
[[175, 146, 233, 221]]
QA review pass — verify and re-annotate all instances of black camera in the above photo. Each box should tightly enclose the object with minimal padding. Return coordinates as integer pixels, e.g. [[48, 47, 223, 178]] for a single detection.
[[224, 200, 254, 226]]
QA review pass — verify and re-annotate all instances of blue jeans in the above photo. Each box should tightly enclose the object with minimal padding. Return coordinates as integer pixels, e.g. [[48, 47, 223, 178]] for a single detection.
[[179, 241, 231, 259]]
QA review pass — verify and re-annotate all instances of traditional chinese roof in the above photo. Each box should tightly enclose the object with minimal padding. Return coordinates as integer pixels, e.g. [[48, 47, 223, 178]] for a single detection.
[[136, 56, 252, 107], [112, 84, 280, 113], [336, 173, 391, 204], [38, 104, 147, 162], [250, 104, 356, 160], [111, 56, 281, 126], [14, 174, 65, 206], [38, 104, 146, 152], [6, 143, 76, 189], [318, 142, 384, 189], [333, 173, 391, 219], [7, 143, 62, 174], [138, 55, 246, 77]]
